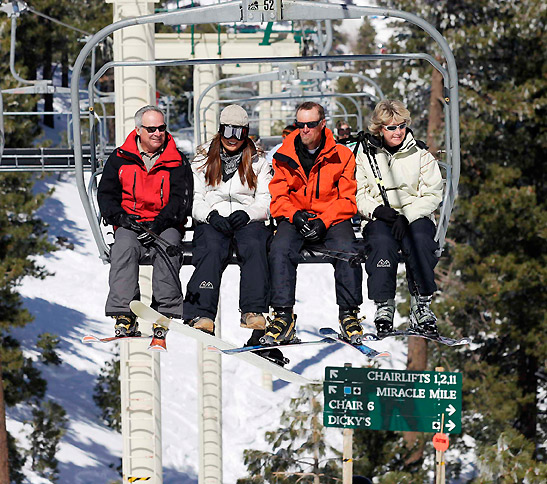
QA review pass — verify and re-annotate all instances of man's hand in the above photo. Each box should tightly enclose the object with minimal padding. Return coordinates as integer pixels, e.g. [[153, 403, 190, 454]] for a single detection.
[[373, 205, 399, 224], [293, 210, 316, 235], [391, 215, 409, 241], [303, 218, 327, 243], [228, 210, 250, 230], [136, 217, 167, 246], [208, 210, 234, 236], [112, 212, 141, 231]]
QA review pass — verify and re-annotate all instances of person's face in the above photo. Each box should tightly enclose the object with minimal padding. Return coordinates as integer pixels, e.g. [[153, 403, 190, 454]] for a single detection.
[[338, 124, 351, 139], [137, 111, 166, 153], [381, 117, 407, 147], [296, 107, 325, 150]]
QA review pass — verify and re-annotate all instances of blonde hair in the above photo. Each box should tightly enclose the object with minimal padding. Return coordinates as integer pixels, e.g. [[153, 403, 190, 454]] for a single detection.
[[368, 100, 411, 136]]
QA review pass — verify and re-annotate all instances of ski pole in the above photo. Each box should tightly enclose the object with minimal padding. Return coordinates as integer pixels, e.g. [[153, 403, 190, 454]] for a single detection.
[[304, 245, 366, 268]]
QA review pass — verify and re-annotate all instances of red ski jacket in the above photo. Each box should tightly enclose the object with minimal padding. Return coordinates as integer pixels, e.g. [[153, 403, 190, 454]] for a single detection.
[[98, 130, 193, 228], [270, 128, 357, 228]]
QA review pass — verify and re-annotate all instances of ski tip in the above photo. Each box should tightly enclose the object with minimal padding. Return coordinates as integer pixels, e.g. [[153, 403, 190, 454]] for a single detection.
[[206, 345, 222, 353], [376, 351, 391, 358], [82, 335, 100, 343], [148, 344, 167, 352]]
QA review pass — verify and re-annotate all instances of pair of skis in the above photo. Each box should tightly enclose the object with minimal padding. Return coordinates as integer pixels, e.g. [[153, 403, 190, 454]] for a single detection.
[[82, 302, 391, 384]]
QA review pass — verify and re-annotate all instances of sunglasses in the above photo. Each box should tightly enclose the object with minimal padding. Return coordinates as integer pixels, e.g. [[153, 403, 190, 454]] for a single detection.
[[141, 124, 167, 133], [338, 128, 351, 135], [294, 119, 322, 129], [219, 124, 249, 140], [383, 122, 407, 131]]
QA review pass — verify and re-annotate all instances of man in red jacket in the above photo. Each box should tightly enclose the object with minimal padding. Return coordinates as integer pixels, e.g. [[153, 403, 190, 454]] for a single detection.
[[98, 105, 193, 339], [263, 102, 363, 344]]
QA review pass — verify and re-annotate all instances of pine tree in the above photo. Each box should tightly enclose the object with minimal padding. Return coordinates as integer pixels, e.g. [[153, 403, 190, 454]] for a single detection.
[[93, 352, 121, 432], [28, 401, 68, 482], [238, 384, 341, 483]]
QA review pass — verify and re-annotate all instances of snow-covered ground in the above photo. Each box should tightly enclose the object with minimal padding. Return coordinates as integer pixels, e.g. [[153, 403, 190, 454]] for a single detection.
[[7, 173, 407, 483]]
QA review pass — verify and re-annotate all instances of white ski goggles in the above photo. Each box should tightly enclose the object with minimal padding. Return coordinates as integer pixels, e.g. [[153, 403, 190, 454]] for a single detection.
[[219, 124, 249, 140]]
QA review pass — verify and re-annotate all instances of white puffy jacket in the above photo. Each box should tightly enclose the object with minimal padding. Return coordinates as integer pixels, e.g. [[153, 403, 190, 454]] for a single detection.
[[191, 140, 272, 223], [355, 131, 443, 227]]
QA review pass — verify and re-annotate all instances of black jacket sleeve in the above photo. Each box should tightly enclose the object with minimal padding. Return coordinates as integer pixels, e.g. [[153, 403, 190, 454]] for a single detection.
[[157, 151, 193, 227], [97, 151, 125, 225]]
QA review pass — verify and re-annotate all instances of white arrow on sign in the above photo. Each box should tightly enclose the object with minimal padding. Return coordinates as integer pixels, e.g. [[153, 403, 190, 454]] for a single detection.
[[446, 404, 456, 416], [446, 420, 456, 432], [330, 369, 338, 379], [329, 385, 337, 394]]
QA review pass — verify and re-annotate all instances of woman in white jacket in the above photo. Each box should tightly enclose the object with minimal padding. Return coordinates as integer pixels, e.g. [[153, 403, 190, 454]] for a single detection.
[[355, 99, 443, 336], [183, 105, 274, 349]]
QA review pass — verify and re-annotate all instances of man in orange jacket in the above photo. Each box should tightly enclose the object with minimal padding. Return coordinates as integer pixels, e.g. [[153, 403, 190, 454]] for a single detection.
[[263, 102, 363, 344]]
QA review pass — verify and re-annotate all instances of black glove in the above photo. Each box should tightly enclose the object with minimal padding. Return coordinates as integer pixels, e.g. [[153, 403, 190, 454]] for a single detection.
[[111, 211, 141, 231], [208, 210, 233, 236], [293, 210, 316, 235], [373, 205, 399, 224], [303, 218, 327, 243], [391, 214, 409, 241], [136, 217, 167, 247], [228, 210, 250, 229]]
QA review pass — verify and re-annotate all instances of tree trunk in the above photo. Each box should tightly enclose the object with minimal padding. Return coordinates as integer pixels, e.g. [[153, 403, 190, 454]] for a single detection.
[[402, 65, 444, 465], [0, 356, 11, 483]]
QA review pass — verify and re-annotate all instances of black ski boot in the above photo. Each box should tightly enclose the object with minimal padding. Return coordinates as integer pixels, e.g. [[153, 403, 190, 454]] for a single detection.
[[409, 295, 438, 336], [260, 308, 297, 345], [114, 314, 141, 337], [339, 307, 364, 344], [246, 330, 288, 367], [374, 299, 395, 336]]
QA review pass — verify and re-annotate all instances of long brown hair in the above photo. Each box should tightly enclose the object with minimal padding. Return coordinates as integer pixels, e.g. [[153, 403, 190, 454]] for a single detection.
[[198, 133, 260, 190]]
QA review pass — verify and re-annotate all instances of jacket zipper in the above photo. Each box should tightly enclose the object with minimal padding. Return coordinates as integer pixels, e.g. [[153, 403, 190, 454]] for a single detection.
[[160, 177, 165, 207], [132, 171, 137, 210], [315, 162, 322, 199]]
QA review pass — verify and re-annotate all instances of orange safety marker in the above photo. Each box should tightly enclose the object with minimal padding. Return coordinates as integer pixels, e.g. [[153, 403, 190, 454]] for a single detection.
[[432, 432, 450, 452]]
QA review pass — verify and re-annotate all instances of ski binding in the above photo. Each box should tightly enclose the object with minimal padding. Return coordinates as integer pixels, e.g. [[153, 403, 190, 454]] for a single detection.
[[362, 330, 471, 347], [319, 327, 391, 359]]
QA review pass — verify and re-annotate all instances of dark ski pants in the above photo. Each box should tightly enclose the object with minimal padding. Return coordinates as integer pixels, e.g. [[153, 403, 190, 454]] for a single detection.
[[269, 219, 363, 309], [106, 227, 183, 318], [363, 218, 439, 301], [183, 222, 271, 321]]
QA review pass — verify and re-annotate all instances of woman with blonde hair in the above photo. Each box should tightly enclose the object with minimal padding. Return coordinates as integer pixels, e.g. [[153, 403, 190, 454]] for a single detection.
[[355, 99, 443, 337], [183, 105, 280, 358]]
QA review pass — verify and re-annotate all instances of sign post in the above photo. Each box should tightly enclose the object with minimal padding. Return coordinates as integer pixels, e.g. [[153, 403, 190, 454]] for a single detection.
[[323, 367, 462, 434]]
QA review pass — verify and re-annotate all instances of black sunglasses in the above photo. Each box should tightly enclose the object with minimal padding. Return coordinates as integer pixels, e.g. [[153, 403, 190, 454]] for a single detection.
[[294, 119, 322, 129], [383, 122, 407, 132], [141, 124, 167, 133], [337, 128, 351, 135], [219, 124, 249, 140]]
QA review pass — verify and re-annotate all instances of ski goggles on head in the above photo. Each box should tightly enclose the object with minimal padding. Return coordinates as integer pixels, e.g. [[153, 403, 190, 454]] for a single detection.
[[141, 124, 167, 133], [383, 122, 407, 131], [294, 119, 322, 129], [219, 124, 249, 140]]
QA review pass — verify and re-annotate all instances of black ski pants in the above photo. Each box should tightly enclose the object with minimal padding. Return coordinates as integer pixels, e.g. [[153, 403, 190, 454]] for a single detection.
[[363, 217, 439, 301], [269, 219, 363, 310], [183, 221, 271, 321], [106, 227, 183, 319]]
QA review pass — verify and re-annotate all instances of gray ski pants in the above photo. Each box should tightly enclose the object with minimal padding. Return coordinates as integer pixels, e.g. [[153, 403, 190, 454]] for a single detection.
[[105, 227, 183, 318]]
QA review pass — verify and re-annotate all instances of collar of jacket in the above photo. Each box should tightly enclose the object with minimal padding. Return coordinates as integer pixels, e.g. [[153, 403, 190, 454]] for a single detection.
[[273, 127, 340, 170], [117, 129, 182, 169], [380, 129, 417, 156]]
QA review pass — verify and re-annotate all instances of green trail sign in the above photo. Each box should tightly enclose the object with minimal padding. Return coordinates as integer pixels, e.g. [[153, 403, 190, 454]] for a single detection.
[[323, 367, 462, 434]]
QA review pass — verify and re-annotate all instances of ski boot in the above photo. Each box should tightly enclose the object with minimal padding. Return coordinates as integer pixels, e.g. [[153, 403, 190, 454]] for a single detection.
[[409, 295, 438, 336], [114, 314, 141, 338], [240, 312, 267, 330], [184, 316, 215, 335], [373, 299, 395, 337], [339, 307, 364, 344], [260, 308, 297, 345], [245, 329, 288, 367], [149, 323, 169, 352]]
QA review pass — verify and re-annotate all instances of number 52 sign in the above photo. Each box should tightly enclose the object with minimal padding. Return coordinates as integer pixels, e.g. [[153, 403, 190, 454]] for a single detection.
[[243, 0, 281, 21]]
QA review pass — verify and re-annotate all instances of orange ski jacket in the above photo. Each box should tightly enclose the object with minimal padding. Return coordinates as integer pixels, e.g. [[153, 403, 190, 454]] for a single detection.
[[270, 128, 357, 229]]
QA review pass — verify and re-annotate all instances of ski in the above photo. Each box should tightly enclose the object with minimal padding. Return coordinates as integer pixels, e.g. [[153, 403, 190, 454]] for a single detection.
[[362, 330, 471, 347], [129, 300, 316, 385], [207, 337, 337, 355], [319, 327, 391, 359], [82, 334, 151, 344], [148, 337, 167, 352]]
